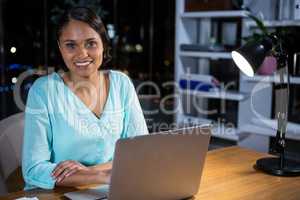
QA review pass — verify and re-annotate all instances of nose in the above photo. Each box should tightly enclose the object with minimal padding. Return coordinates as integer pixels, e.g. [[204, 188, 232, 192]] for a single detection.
[[76, 46, 88, 59]]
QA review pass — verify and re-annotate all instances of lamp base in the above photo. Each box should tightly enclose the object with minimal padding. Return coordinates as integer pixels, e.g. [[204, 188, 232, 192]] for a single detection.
[[254, 157, 300, 176]]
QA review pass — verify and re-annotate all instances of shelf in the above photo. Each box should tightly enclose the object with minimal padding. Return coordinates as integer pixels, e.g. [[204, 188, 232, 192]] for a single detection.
[[181, 10, 249, 18], [180, 89, 247, 101], [212, 124, 239, 141], [179, 51, 232, 59], [241, 74, 300, 85], [239, 123, 300, 140], [180, 115, 238, 141], [245, 20, 300, 28], [180, 73, 216, 83], [181, 73, 212, 79], [239, 118, 300, 140], [180, 115, 213, 125]]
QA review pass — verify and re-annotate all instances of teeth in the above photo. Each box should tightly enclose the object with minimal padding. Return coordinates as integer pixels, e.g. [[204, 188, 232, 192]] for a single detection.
[[75, 61, 92, 66]]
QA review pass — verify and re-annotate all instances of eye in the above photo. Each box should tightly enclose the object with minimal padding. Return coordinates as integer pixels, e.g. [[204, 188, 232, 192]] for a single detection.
[[65, 43, 76, 50], [86, 41, 97, 48]]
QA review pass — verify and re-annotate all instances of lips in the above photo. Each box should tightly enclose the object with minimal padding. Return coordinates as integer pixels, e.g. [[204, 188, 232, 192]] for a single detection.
[[74, 60, 93, 68]]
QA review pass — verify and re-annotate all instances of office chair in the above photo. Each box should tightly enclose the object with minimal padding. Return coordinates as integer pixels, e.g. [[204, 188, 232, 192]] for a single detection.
[[0, 112, 25, 194]]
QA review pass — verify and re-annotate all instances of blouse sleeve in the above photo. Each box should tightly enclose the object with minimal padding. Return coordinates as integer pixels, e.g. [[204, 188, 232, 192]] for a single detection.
[[22, 85, 57, 190], [122, 77, 149, 138]]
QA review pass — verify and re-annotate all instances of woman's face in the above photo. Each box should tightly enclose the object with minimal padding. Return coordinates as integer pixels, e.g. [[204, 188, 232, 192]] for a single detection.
[[58, 19, 104, 78]]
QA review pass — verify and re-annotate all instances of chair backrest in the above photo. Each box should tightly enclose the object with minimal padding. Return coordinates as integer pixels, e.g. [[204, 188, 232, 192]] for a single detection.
[[0, 112, 25, 194], [0, 173, 7, 195]]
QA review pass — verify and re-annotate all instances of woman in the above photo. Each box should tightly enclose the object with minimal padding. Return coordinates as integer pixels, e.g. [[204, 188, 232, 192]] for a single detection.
[[22, 7, 148, 190]]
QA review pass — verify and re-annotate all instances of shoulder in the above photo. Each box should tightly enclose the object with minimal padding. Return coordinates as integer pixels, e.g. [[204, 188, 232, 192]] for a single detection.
[[108, 70, 132, 84], [107, 70, 137, 102], [107, 70, 135, 92], [28, 72, 59, 97]]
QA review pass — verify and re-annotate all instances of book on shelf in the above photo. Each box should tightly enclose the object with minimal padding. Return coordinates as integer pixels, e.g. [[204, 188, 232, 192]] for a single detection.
[[179, 75, 220, 92]]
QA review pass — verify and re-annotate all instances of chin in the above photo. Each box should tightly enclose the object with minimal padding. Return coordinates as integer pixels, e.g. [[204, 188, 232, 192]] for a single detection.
[[74, 68, 98, 78]]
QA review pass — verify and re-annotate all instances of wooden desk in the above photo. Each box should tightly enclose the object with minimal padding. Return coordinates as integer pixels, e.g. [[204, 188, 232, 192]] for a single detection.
[[196, 146, 300, 200], [1, 146, 300, 200]]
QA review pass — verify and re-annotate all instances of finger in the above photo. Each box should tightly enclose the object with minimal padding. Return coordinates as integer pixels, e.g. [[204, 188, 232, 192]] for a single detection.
[[52, 162, 73, 178], [56, 167, 74, 182], [54, 161, 85, 177], [64, 168, 79, 178], [57, 166, 81, 182], [52, 163, 68, 177], [62, 165, 80, 177], [52, 161, 70, 175], [56, 173, 66, 183], [56, 163, 82, 179], [52, 161, 85, 179]]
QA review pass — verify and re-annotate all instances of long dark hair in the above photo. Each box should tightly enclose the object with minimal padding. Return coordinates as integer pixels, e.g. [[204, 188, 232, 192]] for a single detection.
[[56, 7, 111, 66]]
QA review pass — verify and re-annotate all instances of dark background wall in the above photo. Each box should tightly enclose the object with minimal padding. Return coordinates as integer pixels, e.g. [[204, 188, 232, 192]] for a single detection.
[[0, 0, 175, 119]]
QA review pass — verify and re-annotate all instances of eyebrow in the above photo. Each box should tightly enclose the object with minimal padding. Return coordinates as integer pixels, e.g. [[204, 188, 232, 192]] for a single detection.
[[62, 37, 98, 43]]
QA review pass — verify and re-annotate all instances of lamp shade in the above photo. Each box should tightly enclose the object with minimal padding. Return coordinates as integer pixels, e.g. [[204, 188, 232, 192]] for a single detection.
[[231, 37, 273, 77]]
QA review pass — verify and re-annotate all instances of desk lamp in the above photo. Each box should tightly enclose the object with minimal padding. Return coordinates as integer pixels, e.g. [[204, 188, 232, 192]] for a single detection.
[[231, 33, 300, 176]]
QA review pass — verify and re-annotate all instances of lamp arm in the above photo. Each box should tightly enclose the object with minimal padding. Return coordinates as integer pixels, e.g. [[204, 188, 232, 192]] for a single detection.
[[271, 39, 289, 168]]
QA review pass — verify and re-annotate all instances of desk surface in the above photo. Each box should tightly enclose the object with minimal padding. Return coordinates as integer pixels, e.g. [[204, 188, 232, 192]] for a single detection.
[[2, 146, 300, 200]]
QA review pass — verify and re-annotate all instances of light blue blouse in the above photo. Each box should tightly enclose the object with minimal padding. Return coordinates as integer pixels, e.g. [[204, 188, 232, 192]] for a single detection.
[[22, 70, 148, 190]]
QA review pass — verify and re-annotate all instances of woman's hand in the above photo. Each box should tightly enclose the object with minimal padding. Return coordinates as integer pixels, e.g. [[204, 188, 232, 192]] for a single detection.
[[97, 168, 112, 184], [89, 162, 112, 184], [52, 160, 89, 183], [52, 161, 112, 187]]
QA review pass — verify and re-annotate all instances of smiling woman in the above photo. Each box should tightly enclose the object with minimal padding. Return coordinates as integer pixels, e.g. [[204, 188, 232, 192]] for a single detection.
[[21, 7, 148, 190], [58, 19, 104, 77]]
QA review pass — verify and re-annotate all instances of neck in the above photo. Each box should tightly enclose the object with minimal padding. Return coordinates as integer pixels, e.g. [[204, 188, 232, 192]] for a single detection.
[[63, 71, 106, 96], [68, 71, 100, 85]]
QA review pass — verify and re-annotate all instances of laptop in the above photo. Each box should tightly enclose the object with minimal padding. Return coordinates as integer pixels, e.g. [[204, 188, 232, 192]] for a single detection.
[[64, 125, 211, 200]]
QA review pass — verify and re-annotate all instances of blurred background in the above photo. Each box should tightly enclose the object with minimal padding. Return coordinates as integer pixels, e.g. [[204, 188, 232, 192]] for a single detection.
[[0, 0, 175, 125]]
